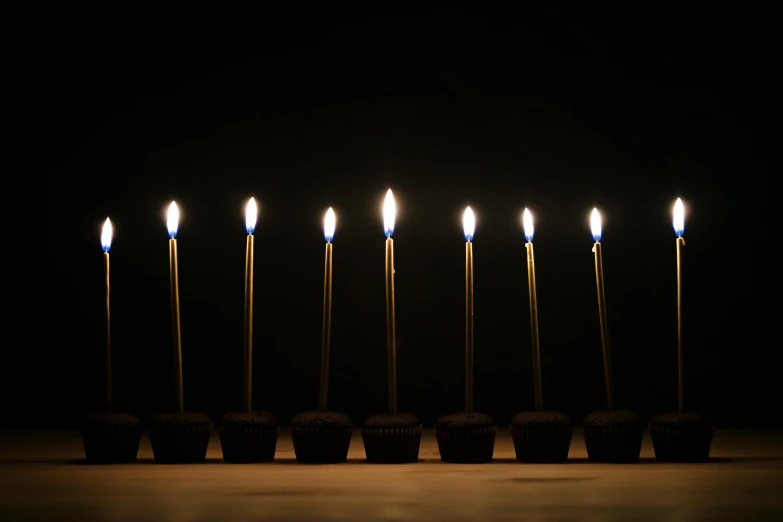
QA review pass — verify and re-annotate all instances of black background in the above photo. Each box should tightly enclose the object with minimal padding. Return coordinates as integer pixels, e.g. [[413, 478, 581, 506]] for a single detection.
[[15, 6, 779, 428]]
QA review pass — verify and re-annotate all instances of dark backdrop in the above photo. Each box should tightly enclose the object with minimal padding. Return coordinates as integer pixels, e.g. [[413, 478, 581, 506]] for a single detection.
[[14, 6, 779, 428]]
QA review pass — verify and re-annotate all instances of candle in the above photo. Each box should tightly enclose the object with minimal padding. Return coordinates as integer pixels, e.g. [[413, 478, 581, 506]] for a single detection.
[[591, 208, 614, 409], [167, 201, 184, 413], [319, 207, 336, 410], [673, 198, 686, 413], [523, 209, 543, 411], [383, 189, 397, 414], [463, 206, 475, 412], [243, 197, 257, 412], [101, 218, 113, 412]]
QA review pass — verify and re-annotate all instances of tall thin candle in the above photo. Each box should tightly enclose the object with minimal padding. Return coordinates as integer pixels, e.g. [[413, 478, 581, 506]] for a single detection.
[[101, 218, 113, 412], [523, 209, 543, 411], [167, 201, 184, 413], [673, 198, 686, 413], [383, 189, 398, 414], [591, 208, 614, 410], [243, 197, 257, 412], [463, 207, 475, 413], [319, 207, 336, 410]]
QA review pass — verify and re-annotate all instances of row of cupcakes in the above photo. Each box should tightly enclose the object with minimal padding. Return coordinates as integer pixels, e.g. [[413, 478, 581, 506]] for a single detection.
[[86, 195, 708, 464], [82, 408, 712, 464]]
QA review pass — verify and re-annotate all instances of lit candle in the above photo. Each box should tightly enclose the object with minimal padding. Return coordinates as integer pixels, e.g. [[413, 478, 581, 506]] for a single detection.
[[167, 201, 184, 413], [243, 197, 257, 412], [319, 207, 336, 410], [523, 209, 543, 411], [463, 206, 475, 412], [101, 218, 113, 412], [673, 198, 686, 413], [383, 189, 397, 414], [591, 208, 613, 409]]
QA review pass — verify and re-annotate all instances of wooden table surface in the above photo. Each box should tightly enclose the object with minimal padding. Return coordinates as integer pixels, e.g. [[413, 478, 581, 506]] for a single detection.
[[1, 428, 781, 521]]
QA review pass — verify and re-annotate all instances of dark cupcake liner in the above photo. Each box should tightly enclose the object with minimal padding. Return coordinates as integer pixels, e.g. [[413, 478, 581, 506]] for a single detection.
[[218, 426, 279, 463], [583, 425, 645, 463], [81, 421, 142, 463], [510, 425, 573, 463], [435, 426, 496, 463], [150, 423, 212, 464], [650, 423, 713, 462], [290, 426, 353, 463], [362, 425, 422, 463]]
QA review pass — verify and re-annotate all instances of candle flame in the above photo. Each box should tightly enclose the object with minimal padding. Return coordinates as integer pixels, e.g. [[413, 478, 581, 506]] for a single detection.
[[101, 218, 113, 252], [673, 198, 685, 237], [167, 201, 179, 239], [383, 189, 396, 237], [245, 197, 257, 234], [324, 207, 336, 242], [591, 208, 602, 242], [522, 208, 534, 242], [463, 206, 475, 241]]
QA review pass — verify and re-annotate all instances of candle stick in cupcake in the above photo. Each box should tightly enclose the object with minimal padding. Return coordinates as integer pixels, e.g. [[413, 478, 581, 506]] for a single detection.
[[522, 209, 543, 411], [463, 206, 475, 412], [673, 198, 686, 413], [361, 193, 423, 464], [433, 206, 495, 464], [288, 206, 351, 464], [582, 208, 645, 464], [648, 197, 713, 463], [508, 208, 573, 463], [243, 197, 257, 412], [81, 217, 144, 464], [167, 201, 184, 413], [101, 218, 113, 412], [383, 189, 398, 414], [591, 208, 613, 410], [319, 207, 335, 410], [149, 202, 212, 464], [215, 196, 281, 465]]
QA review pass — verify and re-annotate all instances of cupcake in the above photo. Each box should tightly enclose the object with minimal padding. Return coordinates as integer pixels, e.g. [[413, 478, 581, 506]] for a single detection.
[[218, 411, 279, 463], [149, 412, 212, 464], [583, 410, 645, 463], [435, 412, 496, 463], [362, 413, 422, 463], [649, 412, 713, 462], [509, 411, 572, 463], [81, 412, 142, 463], [290, 411, 353, 463]]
